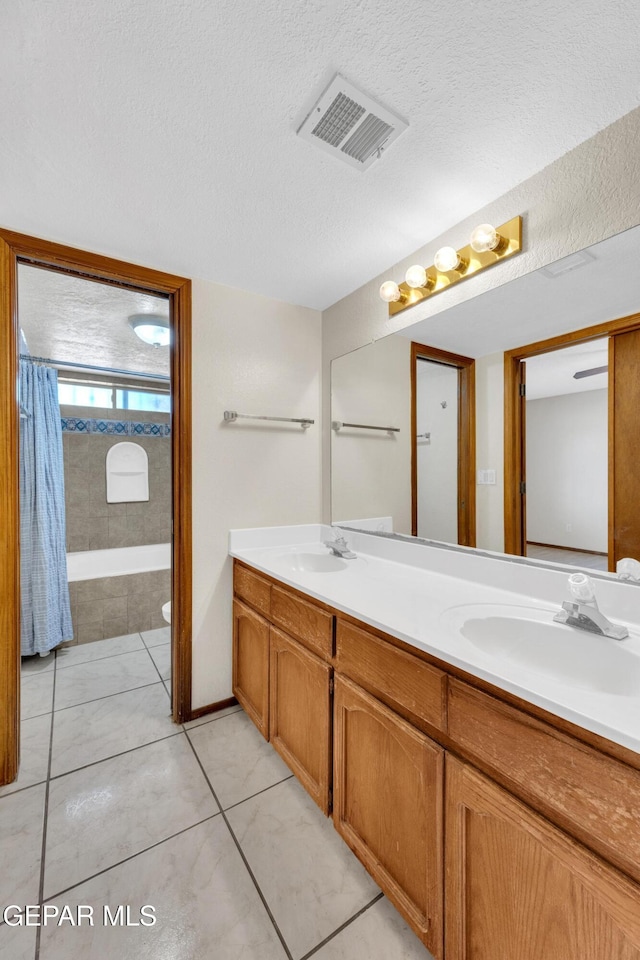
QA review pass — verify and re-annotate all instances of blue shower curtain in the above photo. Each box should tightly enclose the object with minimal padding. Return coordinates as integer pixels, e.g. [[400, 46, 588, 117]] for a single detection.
[[20, 359, 74, 655]]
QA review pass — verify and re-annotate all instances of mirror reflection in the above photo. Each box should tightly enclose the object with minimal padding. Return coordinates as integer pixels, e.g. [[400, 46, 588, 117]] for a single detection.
[[331, 225, 640, 574]]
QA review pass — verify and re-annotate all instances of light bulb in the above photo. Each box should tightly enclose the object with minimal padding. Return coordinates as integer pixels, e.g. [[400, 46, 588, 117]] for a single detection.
[[433, 246, 461, 273], [379, 280, 402, 303], [470, 223, 499, 253], [405, 265, 427, 289]]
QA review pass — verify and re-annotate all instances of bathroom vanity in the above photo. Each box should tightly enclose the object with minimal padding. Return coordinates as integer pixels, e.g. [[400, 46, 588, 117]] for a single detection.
[[230, 525, 640, 960]]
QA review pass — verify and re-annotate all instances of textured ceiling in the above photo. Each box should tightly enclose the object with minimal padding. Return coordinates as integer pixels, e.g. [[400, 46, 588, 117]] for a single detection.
[[18, 265, 170, 377], [2, 1, 640, 310]]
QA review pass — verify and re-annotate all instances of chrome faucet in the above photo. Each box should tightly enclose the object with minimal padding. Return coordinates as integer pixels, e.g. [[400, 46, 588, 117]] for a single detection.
[[323, 533, 357, 560], [553, 573, 628, 640]]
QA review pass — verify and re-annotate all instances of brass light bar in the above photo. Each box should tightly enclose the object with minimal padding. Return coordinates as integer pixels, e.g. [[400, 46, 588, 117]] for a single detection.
[[386, 215, 523, 318]]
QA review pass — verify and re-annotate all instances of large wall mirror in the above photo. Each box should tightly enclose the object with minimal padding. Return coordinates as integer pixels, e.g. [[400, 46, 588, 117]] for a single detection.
[[331, 224, 640, 575]]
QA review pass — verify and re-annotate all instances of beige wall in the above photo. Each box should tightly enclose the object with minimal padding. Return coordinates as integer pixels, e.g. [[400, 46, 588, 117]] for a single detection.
[[475, 352, 505, 552], [322, 107, 640, 528], [331, 336, 411, 533], [191, 279, 321, 709]]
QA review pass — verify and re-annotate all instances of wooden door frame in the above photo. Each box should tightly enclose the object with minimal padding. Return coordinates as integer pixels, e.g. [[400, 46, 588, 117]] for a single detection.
[[503, 311, 640, 562], [0, 229, 193, 786], [411, 342, 476, 546]]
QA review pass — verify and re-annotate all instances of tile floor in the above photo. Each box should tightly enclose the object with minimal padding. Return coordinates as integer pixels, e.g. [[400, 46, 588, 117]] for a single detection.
[[2, 630, 431, 960]]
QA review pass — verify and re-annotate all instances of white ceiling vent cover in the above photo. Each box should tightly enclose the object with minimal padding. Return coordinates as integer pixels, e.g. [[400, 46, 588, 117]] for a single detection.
[[297, 75, 408, 171]]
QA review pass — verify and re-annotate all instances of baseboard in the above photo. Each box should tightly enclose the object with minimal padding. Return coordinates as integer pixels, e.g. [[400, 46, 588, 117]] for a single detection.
[[187, 696, 239, 722], [527, 541, 607, 557]]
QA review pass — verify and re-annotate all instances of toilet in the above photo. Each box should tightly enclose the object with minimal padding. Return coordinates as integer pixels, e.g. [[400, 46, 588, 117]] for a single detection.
[[162, 601, 171, 624]]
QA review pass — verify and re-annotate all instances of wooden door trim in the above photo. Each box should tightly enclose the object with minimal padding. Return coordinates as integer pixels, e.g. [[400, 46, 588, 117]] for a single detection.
[[503, 310, 640, 559], [0, 230, 193, 784], [411, 342, 476, 546]]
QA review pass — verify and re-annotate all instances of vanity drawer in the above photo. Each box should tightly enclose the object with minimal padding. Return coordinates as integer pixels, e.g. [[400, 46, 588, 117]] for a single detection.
[[233, 562, 271, 617], [448, 678, 640, 884], [335, 619, 448, 734], [270, 585, 333, 660]]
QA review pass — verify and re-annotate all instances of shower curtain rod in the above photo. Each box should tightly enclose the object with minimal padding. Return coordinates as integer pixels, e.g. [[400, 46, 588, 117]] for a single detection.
[[19, 354, 170, 383]]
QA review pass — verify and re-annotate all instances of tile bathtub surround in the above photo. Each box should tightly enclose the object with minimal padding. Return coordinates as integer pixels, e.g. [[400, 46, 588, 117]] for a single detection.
[[61, 405, 171, 553], [4, 633, 434, 960], [67, 567, 171, 644]]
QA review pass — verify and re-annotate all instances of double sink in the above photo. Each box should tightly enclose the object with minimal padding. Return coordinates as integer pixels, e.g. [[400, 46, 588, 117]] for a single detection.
[[270, 544, 640, 698]]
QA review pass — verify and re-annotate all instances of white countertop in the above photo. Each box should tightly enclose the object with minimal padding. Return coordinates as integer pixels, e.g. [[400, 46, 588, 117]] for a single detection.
[[229, 524, 640, 755]]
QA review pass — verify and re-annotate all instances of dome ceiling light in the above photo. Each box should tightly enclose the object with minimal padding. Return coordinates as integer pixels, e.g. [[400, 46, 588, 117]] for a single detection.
[[128, 314, 170, 348]]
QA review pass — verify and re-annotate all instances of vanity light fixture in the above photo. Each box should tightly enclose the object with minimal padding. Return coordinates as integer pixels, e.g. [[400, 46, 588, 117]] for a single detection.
[[128, 314, 170, 348], [380, 215, 523, 317]]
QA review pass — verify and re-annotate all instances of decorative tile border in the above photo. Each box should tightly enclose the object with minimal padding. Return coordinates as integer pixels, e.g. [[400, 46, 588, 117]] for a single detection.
[[61, 417, 170, 437]]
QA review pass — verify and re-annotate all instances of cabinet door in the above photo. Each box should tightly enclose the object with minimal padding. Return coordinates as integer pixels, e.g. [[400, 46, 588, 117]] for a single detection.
[[269, 626, 332, 814], [333, 675, 444, 958], [446, 755, 640, 960], [232, 599, 270, 739]]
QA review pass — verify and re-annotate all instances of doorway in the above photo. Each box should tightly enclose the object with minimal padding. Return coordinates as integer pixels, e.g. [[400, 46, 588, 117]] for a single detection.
[[411, 343, 476, 546], [0, 230, 192, 787], [523, 339, 608, 570], [504, 311, 640, 571]]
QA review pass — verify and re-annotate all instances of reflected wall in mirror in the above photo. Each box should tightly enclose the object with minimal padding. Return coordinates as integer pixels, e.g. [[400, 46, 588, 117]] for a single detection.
[[331, 224, 640, 574]]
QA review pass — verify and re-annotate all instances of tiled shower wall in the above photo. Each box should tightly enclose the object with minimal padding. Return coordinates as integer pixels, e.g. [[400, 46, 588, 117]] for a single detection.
[[67, 568, 171, 644], [62, 405, 171, 552]]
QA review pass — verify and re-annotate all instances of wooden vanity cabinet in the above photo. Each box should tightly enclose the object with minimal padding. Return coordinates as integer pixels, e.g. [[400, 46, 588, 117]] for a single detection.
[[232, 560, 640, 960], [269, 625, 333, 814], [232, 599, 270, 738], [333, 675, 444, 957], [445, 755, 640, 960], [233, 562, 335, 811]]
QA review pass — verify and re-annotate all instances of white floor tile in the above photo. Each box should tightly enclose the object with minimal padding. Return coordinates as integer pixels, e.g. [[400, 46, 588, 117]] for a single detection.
[[0, 783, 46, 911], [21, 671, 54, 720], [44, 734, 219, 897], [0, 713, 51, 798], [312, 897, 432, 960], [184, 703, 242, 729], [141, 626, 170, 648], [188, 710, 291, 809], [55, 633, 144, 670], [148, 644, 171, 680], [21, 652, 55, 675], [39, 818, 287, 960], [53, 649, 159, 710], [0, 920, 37, 960], [51, 683, 179, 778], [227, 778, 380, 959]]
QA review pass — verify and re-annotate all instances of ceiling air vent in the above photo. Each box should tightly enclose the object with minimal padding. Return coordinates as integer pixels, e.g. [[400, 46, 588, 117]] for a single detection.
[[297, 75, 408, 171]]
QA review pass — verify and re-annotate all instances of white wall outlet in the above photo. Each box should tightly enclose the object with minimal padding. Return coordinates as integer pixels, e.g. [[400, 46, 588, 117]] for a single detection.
[[565, 522, 572, 532]]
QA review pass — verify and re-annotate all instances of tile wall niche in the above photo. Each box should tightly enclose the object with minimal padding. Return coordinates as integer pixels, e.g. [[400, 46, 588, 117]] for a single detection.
[[62, 405, 171, 645], [62, 405, 171, 552]]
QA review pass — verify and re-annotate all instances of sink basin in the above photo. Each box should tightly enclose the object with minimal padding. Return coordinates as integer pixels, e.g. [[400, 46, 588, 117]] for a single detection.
[[441, 603, 640, 696], [273, 551, 348, 574]]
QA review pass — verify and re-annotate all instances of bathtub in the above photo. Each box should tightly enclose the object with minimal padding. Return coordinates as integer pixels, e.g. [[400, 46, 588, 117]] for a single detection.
[[66, 543, 171, 643], [67, 542, 171, 582]]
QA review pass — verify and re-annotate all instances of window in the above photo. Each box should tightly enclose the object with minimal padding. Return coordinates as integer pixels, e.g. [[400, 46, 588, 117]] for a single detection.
[[58, 382, 113, 409], [58, 378, 170, 412], [116, 389, 170, 413]]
